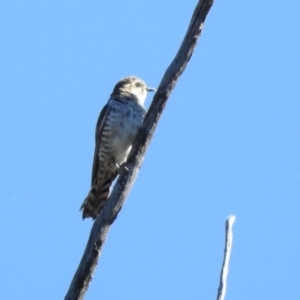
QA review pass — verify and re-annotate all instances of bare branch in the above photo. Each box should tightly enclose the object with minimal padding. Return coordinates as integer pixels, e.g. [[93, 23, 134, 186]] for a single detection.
[[217, 215, 236, 300], [65, 1, 214, 299]]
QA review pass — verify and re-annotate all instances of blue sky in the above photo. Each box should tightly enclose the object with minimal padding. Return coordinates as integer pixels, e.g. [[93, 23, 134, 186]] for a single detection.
[[1, 1, 300, 299]]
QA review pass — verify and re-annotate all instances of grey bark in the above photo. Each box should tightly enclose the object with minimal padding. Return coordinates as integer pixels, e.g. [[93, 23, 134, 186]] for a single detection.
[[65, 1, 214, 299], [217, 216, 236, 300]]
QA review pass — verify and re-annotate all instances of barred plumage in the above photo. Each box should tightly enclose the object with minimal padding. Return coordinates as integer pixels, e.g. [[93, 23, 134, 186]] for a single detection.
[[80, 76, 155, 219]]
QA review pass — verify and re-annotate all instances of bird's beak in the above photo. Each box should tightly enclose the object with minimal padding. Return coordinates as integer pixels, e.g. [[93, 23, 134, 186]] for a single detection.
[[147, 87, 156, 92]]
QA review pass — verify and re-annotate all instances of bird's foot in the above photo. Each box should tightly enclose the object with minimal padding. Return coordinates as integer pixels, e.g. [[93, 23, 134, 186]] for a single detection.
[[115, 163, 129, 174]]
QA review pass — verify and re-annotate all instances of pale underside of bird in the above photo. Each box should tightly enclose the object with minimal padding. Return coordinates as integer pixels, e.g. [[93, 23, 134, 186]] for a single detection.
[[80, 76, 156, 219]]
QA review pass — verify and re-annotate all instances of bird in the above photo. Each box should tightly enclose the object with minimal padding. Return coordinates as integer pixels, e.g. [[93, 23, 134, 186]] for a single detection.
[[80, 76, 156, 219]]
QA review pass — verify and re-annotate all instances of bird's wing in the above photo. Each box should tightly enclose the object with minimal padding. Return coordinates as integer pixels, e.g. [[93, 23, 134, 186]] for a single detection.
[[91, 103, 110, 185]]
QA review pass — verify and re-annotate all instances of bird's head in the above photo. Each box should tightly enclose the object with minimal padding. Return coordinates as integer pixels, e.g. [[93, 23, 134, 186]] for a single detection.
[[111, 76, 156, 106]]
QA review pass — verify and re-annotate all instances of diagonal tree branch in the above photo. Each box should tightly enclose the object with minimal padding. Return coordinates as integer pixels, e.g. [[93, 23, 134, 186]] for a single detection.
[[65, 1, 214, 299], [217, 215, 236, 300]]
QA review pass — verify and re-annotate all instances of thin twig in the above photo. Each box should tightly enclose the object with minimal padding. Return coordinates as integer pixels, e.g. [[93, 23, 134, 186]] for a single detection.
[[217, 215, 236, 300], [65, 1, 214, 299]]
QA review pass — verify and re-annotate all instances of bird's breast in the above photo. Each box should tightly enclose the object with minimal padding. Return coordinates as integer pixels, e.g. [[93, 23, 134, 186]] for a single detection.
[[108, 101, 146, 165]]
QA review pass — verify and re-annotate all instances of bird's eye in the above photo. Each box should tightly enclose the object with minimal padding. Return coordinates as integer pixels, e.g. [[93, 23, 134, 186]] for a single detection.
[[135, 82, 142, 87]]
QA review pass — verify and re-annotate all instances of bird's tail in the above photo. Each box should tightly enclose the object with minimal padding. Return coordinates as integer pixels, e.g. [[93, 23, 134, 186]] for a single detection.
[[80, 172, 117, 219]]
